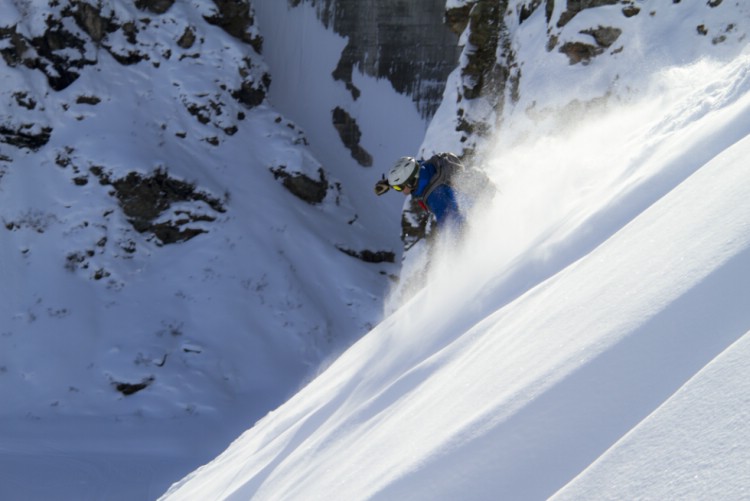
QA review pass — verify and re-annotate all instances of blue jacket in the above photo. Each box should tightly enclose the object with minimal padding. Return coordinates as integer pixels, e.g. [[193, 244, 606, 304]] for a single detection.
[[413, 160, 464, 230]]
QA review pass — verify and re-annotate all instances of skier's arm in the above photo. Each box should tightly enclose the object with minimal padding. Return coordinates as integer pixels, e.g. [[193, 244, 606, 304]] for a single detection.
[[427, 185, 463, 228]]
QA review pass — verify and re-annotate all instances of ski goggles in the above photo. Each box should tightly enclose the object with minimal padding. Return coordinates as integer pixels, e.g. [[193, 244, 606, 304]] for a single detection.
[[391, 174, 417, 192]]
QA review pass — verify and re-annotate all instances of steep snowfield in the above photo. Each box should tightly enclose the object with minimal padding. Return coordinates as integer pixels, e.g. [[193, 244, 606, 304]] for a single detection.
[[552, 331, 750, 500], [162, 4, 750, 499]]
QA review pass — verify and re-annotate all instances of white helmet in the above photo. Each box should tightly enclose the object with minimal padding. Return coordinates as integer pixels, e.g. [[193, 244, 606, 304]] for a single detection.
[[388, 157, 419, 187]]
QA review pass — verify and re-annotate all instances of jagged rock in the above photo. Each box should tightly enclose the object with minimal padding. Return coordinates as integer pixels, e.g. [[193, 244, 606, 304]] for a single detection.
[[445, 3, 473, 35], [67, 3, 149, 65], [0, 4, 135, 91], [69, 0, 117, 43], [184, 101, 212, 124], [113, 376, 155, 396], [0, 26, 28, 67], [151, 221, 208, 243], [121, 22, 139, 44], [462, 1, 506, 100], [583, 26, 623, 48], [134, 0, 176, 14], [622, 5, 641, 17], [331, 107, 373, 167], [0, 124, 53, 151], [204, 0, 263, 53], [177, 26, 197, 49], [450, 0, 517, 159], [1, 17, 94, 91], [558, 0, 621, 27], [93, 168, 226, 245], [559, 41, 602, 65], [232, 77, 269, 108], [270, 165, 329, 205], [518, 0, 556, 25], [76, 95, 101, 105], [69, 1, 147, 67], [560, 26, 622, 65], [106, 48, 148, 66], [336, 246, 395, 263]]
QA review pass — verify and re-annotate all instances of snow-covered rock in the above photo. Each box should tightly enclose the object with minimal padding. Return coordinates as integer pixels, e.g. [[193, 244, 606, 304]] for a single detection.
[[433, 0, 750, 159]]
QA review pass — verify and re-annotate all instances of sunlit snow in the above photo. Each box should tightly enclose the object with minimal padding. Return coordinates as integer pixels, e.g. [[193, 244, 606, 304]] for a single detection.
[[163, 2, 750, 500], [2, 1, 749, 500]]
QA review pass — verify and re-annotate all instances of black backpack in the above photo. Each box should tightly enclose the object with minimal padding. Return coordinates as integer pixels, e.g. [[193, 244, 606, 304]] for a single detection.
[[415, 152, 492, 207]]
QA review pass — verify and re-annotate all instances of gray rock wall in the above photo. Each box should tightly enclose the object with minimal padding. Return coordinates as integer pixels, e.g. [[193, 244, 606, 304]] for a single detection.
[[296, 0, 460, 119]]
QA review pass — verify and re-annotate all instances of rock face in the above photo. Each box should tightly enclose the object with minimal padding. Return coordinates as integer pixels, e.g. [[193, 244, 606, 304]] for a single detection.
[[0, 0, 268, 107], [438, 0, 745, 160], [296, 0, 461, 119]]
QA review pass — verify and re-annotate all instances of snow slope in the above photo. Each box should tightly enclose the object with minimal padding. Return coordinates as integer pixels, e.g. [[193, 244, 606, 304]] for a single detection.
[[0, 1, 417, 499], [162, 3, 750, 499]]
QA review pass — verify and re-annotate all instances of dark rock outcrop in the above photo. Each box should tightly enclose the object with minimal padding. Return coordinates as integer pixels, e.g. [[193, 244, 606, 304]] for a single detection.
[[93, 168, 227, 245], [447, 0, 518, 158], [134, 0, 176, 14], [559, 26, 622, 65], [336, 246, 395, 263], [204, 0, 263, 53], [0, 124, 53, 151], [558, 0, 621, 27], [331, 107, 373, 167], [0, 18, 95, 91], [113, 376, 155, 396], [297, 0, 460, 119], [270, 165, 329, 205]]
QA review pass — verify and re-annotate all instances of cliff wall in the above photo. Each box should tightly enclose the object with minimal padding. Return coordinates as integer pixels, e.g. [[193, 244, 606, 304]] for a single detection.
[[296, 0, 460, 119]]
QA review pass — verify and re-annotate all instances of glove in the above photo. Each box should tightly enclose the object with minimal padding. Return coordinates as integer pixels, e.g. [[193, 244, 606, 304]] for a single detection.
[[374, 180, 390, 196], [374, 175, 390, 196]]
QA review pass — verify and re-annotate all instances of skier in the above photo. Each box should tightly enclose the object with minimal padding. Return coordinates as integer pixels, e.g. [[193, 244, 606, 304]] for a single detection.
[[374, 153, 470, 232]]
